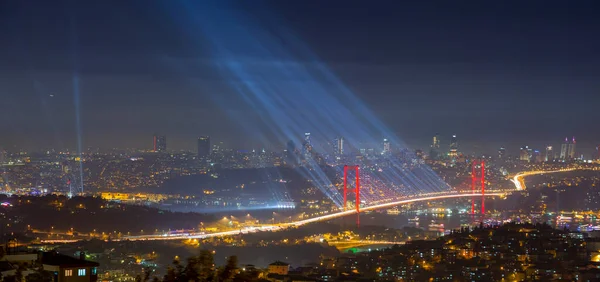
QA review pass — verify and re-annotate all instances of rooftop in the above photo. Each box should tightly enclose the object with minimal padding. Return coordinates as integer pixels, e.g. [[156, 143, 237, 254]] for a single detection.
[[269, 261, 290, 266], [41, 252, 99, 268]]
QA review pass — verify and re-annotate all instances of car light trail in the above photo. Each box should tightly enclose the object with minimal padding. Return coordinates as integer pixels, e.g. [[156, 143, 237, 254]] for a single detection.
[[38, 168, 599, 244], [64, 191, 504, 243], [511, 167, 596, 190]]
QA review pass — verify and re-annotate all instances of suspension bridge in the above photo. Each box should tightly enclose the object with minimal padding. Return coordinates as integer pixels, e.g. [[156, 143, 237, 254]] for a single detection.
[[40, 165, 596, 244]]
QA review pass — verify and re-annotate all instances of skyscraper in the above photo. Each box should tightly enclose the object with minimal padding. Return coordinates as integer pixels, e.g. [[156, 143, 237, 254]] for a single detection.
[[533, 150, 543, 163], [545, 146, 553, 162], [286, 140, 297, 165], [498, 147, 506, 159], [520, 146, 531, 162], [303, 133, 312, 159], [429, 133, 440, 160], [432, 134, 440, 149], [153, 134, 166, 152], [560, 137, 576, 160], [568, 137, 576, 159], [197, 136, 210, 158], [560, 138, 568, 160], [333, 137, 344, 158], [448, 135, 458, 158], [382, 138, 391, 155]]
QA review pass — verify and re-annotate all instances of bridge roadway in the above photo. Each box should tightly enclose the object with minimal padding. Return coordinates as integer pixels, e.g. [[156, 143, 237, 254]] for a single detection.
[[40, 192, 505, 244], [40, 167, 596, 244], [511, 167, 598, 190], [99, 192, 507, 242]]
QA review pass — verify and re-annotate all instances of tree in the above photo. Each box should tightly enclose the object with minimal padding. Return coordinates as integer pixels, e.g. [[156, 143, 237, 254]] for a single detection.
[[163, 267, 177, 282], [185, 256, 201, 281], [163, 260, 183, 282], [218, 256, 238, 282], [143, 268, 152, 282], [198, 250, 215, 282], [14, 264, 25, 282]]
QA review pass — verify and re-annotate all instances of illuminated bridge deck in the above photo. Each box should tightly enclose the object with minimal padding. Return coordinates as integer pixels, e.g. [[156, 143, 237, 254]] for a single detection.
[[105, 191, 505, 242], [40, 167, 596, 244]]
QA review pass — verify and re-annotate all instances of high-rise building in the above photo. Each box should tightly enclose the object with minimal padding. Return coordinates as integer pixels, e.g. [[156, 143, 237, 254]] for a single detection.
[[432, 134, 440, 149], [286, 140, 297, 165], [430, 134, 441, 160], [333, 137, 344, 158], [545, 146, 553, 162], [533, 150, 543, 163], [560, 138, 568, 160], [568, 137, 576, 159], [153, 134, 166, 152], [303, 133, 312, 159], [382, 138, 391, 155], [520, 146, 531, 162], [448, 135, 458, 158], [197, 136, 210, 158], [498, 147, 506, 159], [560, 137, 576, 160]]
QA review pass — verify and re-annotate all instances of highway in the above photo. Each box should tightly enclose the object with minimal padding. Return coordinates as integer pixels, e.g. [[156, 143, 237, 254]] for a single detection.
[[91, 192, 505, 242], [511, 167, 597, 190], [39, 192, 505, 243], [39, 166, 597, 244]]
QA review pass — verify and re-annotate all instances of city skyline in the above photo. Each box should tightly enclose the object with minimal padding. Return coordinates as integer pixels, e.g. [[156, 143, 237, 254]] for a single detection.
[[2, 1, 600, 281], [1, 132, 597, 160], [1, 0, 599, 154]]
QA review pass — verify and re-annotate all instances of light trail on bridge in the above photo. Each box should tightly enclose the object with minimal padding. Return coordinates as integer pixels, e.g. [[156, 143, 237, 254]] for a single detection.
[[511, 167, 597, 190], [38, 192, 505, 243], [39, 167, 600, 244]]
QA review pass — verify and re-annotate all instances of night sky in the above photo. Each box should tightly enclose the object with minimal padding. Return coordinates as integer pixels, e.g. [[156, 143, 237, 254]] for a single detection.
[[1, 0, 599, 156]]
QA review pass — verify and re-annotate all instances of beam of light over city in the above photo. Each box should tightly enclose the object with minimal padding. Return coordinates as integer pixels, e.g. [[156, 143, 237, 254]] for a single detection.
[[70, 16, 85, 195], [163, 1, 451, 206]]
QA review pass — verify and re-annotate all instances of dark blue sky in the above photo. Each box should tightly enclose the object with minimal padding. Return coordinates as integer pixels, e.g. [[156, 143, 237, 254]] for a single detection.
[[0, 0, 599, 156]]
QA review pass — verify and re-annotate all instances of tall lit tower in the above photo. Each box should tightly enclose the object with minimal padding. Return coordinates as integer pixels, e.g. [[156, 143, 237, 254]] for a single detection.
[[471, 160, 485, 215], [568, 137, 576, 159], [520, 146, 531, 162], [303, 133, 312, 159], [285, 140, 297, 164], [560, 137, 568, 160], [343, 165, 360, 226], [448, 135, 458, 158], [153, 134, 166, 152], [430, 134, 441, 160], [498, 147, 506, 159], [545, 146, 553, 162], [333, 137, 344, 158], [382, 138, 391, 155], [304, 133, 311, 146], [197, 136, 210, 158], [432, 134, 440, 149]]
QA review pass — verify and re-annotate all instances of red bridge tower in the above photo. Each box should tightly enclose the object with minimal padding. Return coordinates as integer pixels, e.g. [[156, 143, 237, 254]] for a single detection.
[[343, 165, 360, 225], [471, 160, 485, 214]]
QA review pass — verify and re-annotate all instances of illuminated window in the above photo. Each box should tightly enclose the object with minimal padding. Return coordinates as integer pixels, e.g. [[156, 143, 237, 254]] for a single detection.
[[78, 269, 86, 276], [91, 267, 97, 275], [65, 269, 73, 276]]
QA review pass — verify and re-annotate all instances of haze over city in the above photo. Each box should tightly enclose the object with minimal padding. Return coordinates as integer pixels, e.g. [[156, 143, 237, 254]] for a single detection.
[[1, 1, 600, 155], [1, 1, 600, 282]]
